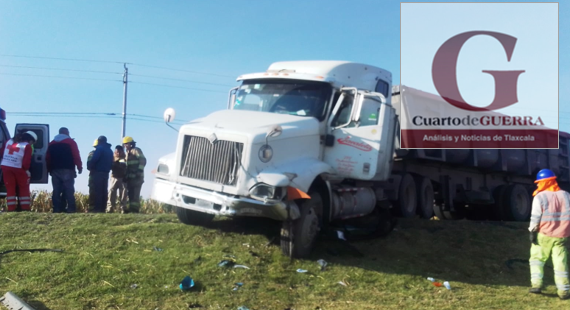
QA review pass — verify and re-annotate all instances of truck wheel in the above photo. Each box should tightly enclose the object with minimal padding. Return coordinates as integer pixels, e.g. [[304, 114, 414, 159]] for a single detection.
[[281, 191, 323, 258], [394, 174, 417, 218], [416, 177, 434, 219], [176, 206, 215, 226], [503, 184, 531, 222]]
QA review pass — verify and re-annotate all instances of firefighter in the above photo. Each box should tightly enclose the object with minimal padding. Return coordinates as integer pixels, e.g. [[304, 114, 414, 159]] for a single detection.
[[123, 136, 146, 213], [528, 168, 570, 300], [86, 139, 98, 211], [0, 131, 37, 211]]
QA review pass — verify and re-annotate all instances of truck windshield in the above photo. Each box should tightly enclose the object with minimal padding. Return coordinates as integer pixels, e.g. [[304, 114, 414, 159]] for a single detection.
[[233, 79, 331, 120]]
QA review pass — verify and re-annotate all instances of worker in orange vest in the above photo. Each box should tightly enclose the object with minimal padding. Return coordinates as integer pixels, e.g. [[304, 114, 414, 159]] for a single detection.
[[528, 169, 570, 299]]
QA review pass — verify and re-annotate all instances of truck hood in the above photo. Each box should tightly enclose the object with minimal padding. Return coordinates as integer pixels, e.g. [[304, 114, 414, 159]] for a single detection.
[[182, 110, 320, 143]]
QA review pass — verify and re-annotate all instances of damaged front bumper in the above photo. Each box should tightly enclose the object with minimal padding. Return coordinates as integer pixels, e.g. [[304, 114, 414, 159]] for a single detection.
[[152, 178, 300, 221]]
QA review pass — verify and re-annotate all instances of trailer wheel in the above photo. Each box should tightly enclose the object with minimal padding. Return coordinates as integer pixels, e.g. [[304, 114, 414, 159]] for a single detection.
[[416, 177, 434, 219], [176, 206, 215, 226], [281, 191, 323, 258], [503, 184, 531, 222], [394, 174, 417, 218]]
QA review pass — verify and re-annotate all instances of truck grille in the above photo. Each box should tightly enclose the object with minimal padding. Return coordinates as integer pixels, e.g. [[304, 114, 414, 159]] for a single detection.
[[180, 135, 244, 186]]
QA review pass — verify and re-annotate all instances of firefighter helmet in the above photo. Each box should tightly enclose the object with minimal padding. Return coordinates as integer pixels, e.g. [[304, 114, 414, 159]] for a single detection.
[[535, 169, 556, 183], [93, 139, 99, 147], [123, 136, 135, 144]]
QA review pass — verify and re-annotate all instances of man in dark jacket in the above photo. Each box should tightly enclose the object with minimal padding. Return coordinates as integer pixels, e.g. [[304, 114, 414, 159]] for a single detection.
[[46, 127, 83, 213], [87, 135, 113, 213]]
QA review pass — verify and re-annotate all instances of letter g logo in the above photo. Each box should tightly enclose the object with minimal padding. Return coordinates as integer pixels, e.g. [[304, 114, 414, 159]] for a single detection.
[[432, 31, 525, 111]]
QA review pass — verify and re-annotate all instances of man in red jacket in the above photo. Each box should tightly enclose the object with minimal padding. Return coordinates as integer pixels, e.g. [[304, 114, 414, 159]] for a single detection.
[[46, 127, 82, 213]]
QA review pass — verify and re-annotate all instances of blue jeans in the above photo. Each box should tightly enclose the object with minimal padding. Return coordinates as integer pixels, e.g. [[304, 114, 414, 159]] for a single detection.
[[91, 171, 109, 212], [51, 169, 77, 213]]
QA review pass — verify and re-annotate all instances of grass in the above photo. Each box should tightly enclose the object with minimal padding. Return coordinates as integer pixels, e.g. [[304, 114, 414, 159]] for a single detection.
[[0, 213, 567, 310]]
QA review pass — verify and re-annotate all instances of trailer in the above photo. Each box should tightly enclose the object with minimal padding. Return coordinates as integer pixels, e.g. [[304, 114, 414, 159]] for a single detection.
[[151, 61, 569, 258]]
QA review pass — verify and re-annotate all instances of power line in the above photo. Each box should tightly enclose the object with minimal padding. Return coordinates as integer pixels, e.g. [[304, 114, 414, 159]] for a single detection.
[[0, 64, 122, 74], [130, 63, 237, 78], [130, 73, 235, 87], [0, 54, 126, 64], [0, 72, 121, 82], [129, 81, 228, 93]]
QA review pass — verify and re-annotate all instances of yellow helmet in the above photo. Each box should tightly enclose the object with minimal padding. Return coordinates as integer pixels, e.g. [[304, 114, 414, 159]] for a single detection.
[[122, 136, 135, 144], [93, 139, 99, 147]]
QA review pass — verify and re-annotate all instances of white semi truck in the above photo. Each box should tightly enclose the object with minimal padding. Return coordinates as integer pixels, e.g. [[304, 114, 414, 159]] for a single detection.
[[151, 61, 570, 258]]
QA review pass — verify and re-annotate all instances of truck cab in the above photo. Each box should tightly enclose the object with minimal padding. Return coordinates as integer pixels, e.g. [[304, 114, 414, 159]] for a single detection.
[[152, 61, 398, 258], [0, 107, 50, 198]]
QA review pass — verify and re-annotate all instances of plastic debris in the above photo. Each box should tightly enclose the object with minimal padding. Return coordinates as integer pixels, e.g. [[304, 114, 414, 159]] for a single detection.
[[296, 269, 308, 273], [336, 230, 347, 241], [237, 307, 250, 310], [427, 277, 435, 282], [130, 284, 138, 289], [153, 246, 163, 252], [443, 281, 451, 290], [179, 276, 195, 290], [218, 260, 236, 268], [317, 259, 328, 271], [338, 281, 348, 286], [233, 282, 244, 291], [233, 265, 250, 269]]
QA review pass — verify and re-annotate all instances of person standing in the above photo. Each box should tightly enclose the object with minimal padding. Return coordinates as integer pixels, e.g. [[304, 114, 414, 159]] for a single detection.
[[528, 169, 570, 300], [106, 145, 128, 213], [87, 136, 113, 213], [0, 131, 37, 211], [86, 139, 98, 212], [123, 136, 146, 213], [46, 127, 83, 213]]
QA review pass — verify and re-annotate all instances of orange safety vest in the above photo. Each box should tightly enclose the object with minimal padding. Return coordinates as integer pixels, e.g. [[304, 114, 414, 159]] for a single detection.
[[535, 190, 570, 238]]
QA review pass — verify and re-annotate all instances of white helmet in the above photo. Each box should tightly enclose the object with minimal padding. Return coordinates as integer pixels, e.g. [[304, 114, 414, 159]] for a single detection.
[[24, 131, 38, 142]]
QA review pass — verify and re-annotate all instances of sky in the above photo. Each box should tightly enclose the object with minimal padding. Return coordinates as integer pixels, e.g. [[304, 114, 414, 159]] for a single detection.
[[0, 0, 567, 198]]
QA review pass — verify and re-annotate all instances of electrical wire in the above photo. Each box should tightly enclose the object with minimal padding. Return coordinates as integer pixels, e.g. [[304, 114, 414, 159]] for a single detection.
[[0, 72, 121, 82], [129, 73, 235, 87], [0, 64, 122, 74], [130, 63, 236, 78]]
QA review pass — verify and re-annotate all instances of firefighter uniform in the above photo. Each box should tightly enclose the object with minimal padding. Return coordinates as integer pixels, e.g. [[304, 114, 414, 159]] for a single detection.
[[123, 136, 146, 213], [529, 169, 570, 300]]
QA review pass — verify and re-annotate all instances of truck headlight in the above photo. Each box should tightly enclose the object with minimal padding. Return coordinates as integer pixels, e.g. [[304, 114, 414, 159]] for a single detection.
[[258, 145, 273, 163], [249, 183, 285, 200]]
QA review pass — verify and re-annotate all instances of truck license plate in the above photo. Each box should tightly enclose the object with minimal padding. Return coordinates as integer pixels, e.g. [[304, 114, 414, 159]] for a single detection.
[[195, 198, 214, 209]]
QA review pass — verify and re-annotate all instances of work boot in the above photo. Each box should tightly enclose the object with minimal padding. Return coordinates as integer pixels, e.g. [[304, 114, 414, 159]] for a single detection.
[[529, 287, 542, 294], [559, 292, 570, 300]]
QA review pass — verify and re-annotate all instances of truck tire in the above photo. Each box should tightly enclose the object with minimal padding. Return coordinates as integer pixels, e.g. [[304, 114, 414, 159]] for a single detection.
[[281, 191, 323, 258], [176, 206, 215, 226], [416, 177, 434, 219], [503, 184, 531, 222], [394, 174, 417, 218]]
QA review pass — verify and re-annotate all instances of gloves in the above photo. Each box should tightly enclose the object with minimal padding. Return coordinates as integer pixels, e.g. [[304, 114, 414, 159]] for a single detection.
[[78, 168, 83, 175], [530, 232, 538, 245]]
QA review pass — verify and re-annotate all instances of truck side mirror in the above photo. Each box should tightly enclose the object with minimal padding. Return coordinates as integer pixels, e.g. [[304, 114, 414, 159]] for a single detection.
[[164, 108, 176, 123]]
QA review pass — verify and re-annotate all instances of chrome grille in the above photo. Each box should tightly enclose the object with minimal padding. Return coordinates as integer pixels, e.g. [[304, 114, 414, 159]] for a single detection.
[[180, 135, 243, 186]]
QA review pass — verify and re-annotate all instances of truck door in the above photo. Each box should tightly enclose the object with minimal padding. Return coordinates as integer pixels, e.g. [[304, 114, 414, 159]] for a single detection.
[[14, 124, 49, 184], [324, 90, 396, 181]]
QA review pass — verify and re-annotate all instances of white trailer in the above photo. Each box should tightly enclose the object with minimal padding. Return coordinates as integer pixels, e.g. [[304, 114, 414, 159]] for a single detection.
[[152, 61, 570, 258]]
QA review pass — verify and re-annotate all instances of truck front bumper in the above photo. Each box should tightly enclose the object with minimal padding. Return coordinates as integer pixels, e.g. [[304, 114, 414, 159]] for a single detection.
[[152, 178, 300, 221]]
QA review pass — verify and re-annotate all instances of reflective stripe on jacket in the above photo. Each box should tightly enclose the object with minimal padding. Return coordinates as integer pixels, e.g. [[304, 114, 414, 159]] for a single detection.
[[126, 147, 146, 181], [530, 190, 570, 238]]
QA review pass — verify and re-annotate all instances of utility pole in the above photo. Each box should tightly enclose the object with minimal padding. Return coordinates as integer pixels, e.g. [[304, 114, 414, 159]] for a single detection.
[[121, 63, 128, 139]]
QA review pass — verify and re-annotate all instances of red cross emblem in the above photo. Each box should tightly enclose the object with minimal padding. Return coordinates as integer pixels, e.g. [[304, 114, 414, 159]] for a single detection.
[[7, 143, 20, 155]]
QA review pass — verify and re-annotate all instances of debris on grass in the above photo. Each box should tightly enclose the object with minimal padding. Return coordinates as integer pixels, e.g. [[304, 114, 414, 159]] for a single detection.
[[233, 265, 250, 269], [218, 260, 236, 268], [233, 282, 244, 291], [317, 259, 327, 271], [338, 281, 348, 286], [153, 246, 163, 252], [296, 269, 308, 273], [237, 306, 250, 310], [179, 276, 195, 290], [336, 231, 347, 241], [130, 284, 138, 289], [444, 281, 451, 290]]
